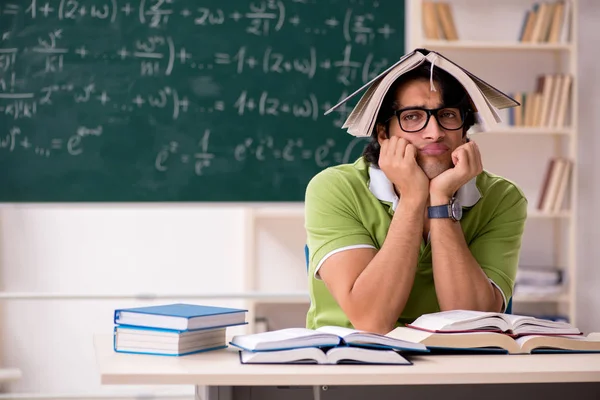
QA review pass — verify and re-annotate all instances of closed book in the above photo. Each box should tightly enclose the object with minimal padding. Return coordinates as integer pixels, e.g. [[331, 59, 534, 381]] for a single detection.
[[114, 303, 247, 331], [114, 325, 227, 356]]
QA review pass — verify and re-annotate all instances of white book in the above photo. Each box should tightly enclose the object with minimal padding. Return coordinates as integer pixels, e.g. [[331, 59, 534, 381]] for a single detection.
[[552, 159, 572, 212], [387, 327, 600, 355], [114, 326, 227, 356], [230, 326, 428, 352], [405, 310, 580, 336], [324, 48, 518, 137], [239, 346, 412, 365]]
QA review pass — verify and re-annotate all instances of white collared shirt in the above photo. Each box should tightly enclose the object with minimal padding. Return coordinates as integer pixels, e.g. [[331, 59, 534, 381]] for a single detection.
[[368, 165, 482, 211]]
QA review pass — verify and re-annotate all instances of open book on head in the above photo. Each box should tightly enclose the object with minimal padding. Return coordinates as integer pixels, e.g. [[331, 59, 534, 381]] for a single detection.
[[239, 346, 412, 365], [406, 310, 581, 336], [325, 48, 519, 137], [387, 327, 600, 355], [230, 326, 428, 353]]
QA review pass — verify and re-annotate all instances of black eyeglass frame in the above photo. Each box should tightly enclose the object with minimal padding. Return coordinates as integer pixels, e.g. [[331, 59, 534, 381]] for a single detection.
[[386, 106, 471, 133]]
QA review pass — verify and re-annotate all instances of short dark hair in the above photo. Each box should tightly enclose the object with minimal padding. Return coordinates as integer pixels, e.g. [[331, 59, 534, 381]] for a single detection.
[[362, 62, 476, 167]]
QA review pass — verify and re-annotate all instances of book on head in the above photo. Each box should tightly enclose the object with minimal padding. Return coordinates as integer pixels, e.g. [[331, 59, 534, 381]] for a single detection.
[[324, 48, 519, 137], [114, 303, 247, 331], [230, 325, 428, 353], [113, 325, 227, 356], [387, 326, 600, 355], [405, 310, 581, 336], [239, 346, 412, 365]]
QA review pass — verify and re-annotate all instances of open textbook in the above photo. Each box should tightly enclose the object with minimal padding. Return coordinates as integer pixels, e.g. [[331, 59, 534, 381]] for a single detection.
[[387, 327, 600, 355], [406, 310, 581, 336], [230, 325, 428, 352], [325, 48, 519, 137], [239, 346, 412, 365]]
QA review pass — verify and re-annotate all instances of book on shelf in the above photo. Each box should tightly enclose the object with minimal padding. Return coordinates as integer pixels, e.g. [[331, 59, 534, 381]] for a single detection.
[[239, 346, 412, 365], [229, 326, 429, 353], [520, 1, 572, 44], [325, 48, 519, 137], [516, 266, 563, 286], [537, 157, 573, 213], [509, 74, 572, 129], [405, 310, 581, 336], [422, 1, 458, 41], [387, 327, 600, 355], [114, 303, 248, 331], [113, 325, 227, 356]]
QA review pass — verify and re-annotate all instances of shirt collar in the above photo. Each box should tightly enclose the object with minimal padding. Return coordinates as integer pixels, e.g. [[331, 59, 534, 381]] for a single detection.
[[368, 165, 482, 211]]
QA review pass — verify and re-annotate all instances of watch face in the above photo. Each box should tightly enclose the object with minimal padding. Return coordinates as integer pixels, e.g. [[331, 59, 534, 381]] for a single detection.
[[451, 199, 463, 220]]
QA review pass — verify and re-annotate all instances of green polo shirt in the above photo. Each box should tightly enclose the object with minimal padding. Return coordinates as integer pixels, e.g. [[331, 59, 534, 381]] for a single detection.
[[305, 157, 527, 329]]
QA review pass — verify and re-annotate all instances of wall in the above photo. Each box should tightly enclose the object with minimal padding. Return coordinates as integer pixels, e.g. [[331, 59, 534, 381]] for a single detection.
[[575, 0, 600, 334], [0, 0, 598, 397]]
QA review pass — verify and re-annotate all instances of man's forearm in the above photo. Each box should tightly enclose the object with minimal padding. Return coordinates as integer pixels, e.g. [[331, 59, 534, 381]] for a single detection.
[[348, 198, 425, 332], [430, 218, 500, 311]]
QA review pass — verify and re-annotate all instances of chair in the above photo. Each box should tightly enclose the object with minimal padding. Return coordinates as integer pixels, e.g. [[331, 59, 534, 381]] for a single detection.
[[304, 244, 512, 314]]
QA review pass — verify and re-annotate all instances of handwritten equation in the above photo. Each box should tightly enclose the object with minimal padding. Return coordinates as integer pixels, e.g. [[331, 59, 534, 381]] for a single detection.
[[155, 130, 368, 176], [12, 0, 395, 44], [0, 0, 402, 188]]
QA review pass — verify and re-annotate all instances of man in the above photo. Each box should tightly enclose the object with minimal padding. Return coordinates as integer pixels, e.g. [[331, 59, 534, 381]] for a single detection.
[[305, 61, 527, 334]]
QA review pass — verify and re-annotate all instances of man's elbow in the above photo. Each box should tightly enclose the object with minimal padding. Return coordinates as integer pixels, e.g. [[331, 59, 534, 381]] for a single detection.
[[344, 307, 396, 334]]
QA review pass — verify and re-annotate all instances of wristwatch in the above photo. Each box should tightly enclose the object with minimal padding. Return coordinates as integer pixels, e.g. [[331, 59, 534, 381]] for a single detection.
[[428, 197, 463, 222]]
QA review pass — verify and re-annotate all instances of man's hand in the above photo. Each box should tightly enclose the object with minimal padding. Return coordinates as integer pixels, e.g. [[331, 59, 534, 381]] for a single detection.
[[429, 141, 483, 203], [379, 137, 429, 203]]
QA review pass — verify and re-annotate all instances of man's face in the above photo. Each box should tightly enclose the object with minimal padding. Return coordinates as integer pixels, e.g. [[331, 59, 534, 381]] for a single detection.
[[378, 78, 467, 179]]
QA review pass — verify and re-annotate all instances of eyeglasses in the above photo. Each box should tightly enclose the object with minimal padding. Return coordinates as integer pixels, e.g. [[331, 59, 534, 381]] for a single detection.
[[387, 106, 468, 133]]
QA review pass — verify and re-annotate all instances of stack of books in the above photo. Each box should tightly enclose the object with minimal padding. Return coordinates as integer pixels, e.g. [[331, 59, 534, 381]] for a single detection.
[[229, 326, 429, 365], [113, 303, 247, 356], [387, 310, 600, 354]]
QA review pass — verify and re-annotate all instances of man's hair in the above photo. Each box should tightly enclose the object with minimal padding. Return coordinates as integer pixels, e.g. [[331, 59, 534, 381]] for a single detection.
[[362, 62, 476, 167]]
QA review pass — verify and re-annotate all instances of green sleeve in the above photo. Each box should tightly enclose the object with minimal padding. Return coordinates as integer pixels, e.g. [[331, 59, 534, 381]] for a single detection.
[[304, 168, 375, 277], [468, 185, 528, 305]]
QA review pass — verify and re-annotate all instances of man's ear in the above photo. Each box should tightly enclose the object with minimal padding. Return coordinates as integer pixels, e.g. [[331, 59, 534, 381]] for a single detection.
[[463, 130, 470, 143], [376, 122, 388, 146]]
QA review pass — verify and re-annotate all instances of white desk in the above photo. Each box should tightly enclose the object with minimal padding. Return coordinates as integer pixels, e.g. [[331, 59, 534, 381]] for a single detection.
[[95, 335, 600, 400], [0, 368, 21, 383]]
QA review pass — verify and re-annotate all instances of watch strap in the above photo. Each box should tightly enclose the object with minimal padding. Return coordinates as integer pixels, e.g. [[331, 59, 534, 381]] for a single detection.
[[428, 204, 451, 219]]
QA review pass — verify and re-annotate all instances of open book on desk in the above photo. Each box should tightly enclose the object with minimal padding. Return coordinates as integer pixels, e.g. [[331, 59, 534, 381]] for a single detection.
[[230, 326, 428, 353], [387, 327, 600, 355], [406, 310, 581, 336], [239, 346, 412, 365]]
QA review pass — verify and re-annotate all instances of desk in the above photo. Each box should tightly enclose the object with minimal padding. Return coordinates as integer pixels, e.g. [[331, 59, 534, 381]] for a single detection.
[[95, 335, 600, 400]]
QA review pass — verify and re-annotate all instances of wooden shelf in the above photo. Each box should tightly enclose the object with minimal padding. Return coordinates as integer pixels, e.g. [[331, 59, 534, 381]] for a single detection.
[[248, 294, 310, 304], [421, 40, 573, 51], [528, 210, 571, 219], [513, 293, 569, 303], [472, 127, 575, 136], [253, 205, 305, 219]]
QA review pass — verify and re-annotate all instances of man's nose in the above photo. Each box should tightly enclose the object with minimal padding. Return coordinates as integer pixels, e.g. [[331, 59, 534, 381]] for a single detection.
[[423, 114, 445, 141]]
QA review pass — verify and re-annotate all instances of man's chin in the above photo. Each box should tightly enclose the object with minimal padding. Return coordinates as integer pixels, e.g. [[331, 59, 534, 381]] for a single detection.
[[420, 162, 452, 180]]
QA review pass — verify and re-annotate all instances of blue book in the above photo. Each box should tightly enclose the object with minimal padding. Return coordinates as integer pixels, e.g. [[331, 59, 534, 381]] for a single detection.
[[114, 303, 247, 331], [113, 325, 228, 356]]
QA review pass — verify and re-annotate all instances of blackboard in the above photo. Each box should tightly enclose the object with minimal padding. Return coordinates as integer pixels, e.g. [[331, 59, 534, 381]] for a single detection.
[[0, 0, 405, 202]]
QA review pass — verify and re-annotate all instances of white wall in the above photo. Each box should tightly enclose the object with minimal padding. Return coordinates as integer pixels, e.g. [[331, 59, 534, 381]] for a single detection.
[[0, 0, 599, 397], [575, 0, 600, 334], [0, 205, 249, 396]]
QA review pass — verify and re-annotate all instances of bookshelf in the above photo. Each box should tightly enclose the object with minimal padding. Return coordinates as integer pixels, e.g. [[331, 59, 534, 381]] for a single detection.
[[409, 0, 578, 323]]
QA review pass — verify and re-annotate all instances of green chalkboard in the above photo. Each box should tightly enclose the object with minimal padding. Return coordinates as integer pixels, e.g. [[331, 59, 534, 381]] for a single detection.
[[0, 0, 404, 201]]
